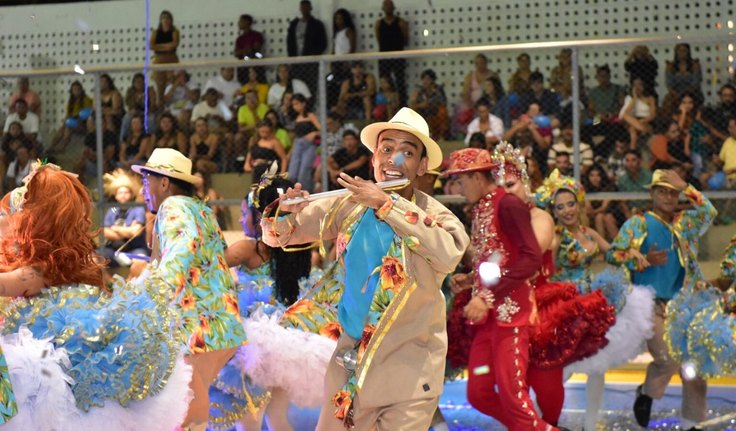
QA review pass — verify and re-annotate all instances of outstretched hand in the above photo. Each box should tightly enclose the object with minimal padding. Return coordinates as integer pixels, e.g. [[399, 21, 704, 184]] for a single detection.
[[336, 173, 389, 209], [278, 183, 310, 213]]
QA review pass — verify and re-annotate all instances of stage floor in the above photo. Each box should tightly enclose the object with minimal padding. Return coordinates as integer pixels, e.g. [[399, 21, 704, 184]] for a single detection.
[[241, 370, 736, 431]]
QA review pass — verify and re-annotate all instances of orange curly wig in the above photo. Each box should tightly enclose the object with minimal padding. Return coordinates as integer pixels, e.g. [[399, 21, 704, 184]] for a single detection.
[[0, 166, 104, 287]]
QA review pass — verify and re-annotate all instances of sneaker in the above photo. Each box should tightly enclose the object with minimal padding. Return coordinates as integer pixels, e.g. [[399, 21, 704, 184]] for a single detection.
[[633, 384, 653, 427]]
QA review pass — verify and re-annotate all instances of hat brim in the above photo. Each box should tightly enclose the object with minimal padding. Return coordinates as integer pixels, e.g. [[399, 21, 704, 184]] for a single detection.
[[360, 122, 442, 170], [131, 164, 200, 185], [644, 182, 679, 191], [442, 165, 495, 178]]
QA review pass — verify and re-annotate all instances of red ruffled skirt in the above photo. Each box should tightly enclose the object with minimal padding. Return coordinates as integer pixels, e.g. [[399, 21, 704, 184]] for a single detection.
[[530, 281, 616, 368]]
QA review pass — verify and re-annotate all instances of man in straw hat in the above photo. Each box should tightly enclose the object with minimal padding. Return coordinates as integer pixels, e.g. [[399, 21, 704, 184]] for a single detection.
[[132, 148, 247, 431], [443, 147, 560, 431], [99, 168, 148, 267], [264, 107, 469, 430], [606, 169, 716, 431]]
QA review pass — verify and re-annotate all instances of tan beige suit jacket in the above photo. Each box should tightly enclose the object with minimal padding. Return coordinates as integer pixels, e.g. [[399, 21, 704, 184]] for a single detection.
[[262, 189, 468, 408]]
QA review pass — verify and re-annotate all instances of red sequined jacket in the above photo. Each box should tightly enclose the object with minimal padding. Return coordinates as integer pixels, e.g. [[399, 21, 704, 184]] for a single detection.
[[471, 188, 542, 327]]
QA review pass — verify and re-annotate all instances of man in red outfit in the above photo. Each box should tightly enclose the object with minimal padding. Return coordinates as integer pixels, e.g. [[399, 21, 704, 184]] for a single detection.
[[445, 147, 559, 431]]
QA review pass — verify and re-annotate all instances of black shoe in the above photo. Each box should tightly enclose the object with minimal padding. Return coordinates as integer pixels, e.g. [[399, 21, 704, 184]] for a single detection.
[[684, 428, 703, 431], [633, 384, 653, 427], [557, 427, 573, 431]]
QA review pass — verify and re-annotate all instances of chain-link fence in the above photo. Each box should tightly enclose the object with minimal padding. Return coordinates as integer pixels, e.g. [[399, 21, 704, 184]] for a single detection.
[[1, 33, 735, 268]]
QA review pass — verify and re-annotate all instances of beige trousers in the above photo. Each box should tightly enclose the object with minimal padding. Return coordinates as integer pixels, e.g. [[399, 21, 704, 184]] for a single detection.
[[315, 335, 438, 431], [643, 301, 706, 423]]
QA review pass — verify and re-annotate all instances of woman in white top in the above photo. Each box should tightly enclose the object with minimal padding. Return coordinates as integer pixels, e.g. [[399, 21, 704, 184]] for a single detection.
[[333, 9, 356, 56], [267, 64, 312, 109], [464, 98, 504, 147], [620, 77, 657, 150]]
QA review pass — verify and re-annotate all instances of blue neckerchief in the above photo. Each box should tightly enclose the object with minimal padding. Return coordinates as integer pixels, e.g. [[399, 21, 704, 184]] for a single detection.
[[338, 209, 394, 339]]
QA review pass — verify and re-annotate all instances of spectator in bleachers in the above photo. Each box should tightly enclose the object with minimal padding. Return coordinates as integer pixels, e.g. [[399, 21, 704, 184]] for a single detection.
[[330, 8, 357, 102], [264, 109, 293, 153], [193, 171, 228, 229], [673, 92, 710, 177], [121, 73, 157, 141], [239, 67, 269, 105], [702, 84, 736, 143], [467, 132, 486, 149], [49, 81, 93, 153], [620, 77, 657, 150], [237, 90, 269, 140], [234, 14, 265, 83], [327, 129, 371, 190], [5, 142, 31, 191], [189, 117, 221, 174], [519, 71, 559, 118], [549, 48, 585, 97], [663, 43, 703, 117], [99, 169, 147, 267], [286, 0, 328, 92], [244, 119, 287, 183], [714, 117, 736, 189], [508, 52, 533, 95], [203, 67, 242, 108], [190, 89, 235, 170], [557, 79, 586, 126], [461, 54, 499, 108], [481, 75, 506, 113], [649, 120, 692, 172], [278, 90, 296, 132], [373, 74, 400, 121], [267, 64, 312, 110], [410, 69, 449, 139], [7, 77, 41, 117], [547, 121, 594, 174], [624, 45, 658, 98], [504, 103, 552, 175], [75, 114, 119, 182], [3, 99, 39, 146], [583, 164, 625, 241], [617, 149, 652, 214], [99, 74, 124, 134], [322, 111, 358, 158], [588, 65, 626, 122], [335, 61, 376, 121], [163, 70, 199, 129], [375, 0, 409, 105], [118, 114, 152, 170], [154, 112, 188, 154], [1, 122, 29, 170], [287, 93, 320, 192], [464, 98, 503, 147], [150, 10, 180, 107], [553, 151, 573, 176], [605, 135, 628, 181]]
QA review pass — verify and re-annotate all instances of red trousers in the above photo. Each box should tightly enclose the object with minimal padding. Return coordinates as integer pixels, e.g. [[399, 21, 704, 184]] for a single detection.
[[467, 322, 555, 431], [527, 366, 565, 426]]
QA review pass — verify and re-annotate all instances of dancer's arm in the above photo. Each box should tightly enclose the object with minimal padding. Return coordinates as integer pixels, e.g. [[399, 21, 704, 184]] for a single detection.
[[605, 215, 648, 272], [0, 266, 46, 297], [492, 195, 542, 294], [678, 184, 717, 241]]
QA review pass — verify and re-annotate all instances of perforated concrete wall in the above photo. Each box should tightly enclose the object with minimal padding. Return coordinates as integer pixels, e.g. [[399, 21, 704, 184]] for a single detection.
[[0, 0, 733, 138]]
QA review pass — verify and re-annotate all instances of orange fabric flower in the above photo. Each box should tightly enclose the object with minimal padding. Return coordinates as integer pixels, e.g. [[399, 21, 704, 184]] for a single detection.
[[189, 267, 201, 286], [180, 294, 196, 310], [332, 389, 352, 420], [358, 324, 376, 360], [174, 273, 187, 297], [199, 315, 211, 334], [223, 292, 240, 315], [404, 211, 419, 224], [188, 328, 207, 354], [284, 299, 315, 317], [379, 256, 407, 294], [319, 322, 343, 341]]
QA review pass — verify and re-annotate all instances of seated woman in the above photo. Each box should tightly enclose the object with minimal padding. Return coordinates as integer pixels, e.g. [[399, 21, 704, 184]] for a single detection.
[[189, 118, 221, 174], [410, 69, 449, 140], [118, 114, 153, 170], [619, 77, 657, 150], [243, 120, 288, 184], [0, 163, 191, 430], [49, 81, 94, 153], [98, 169, 148, 267], [287, 94, 320, 192]]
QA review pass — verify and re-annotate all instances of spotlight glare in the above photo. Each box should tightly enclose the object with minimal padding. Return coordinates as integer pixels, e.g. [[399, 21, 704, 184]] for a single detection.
[[423, 29, 429, 37], [479, 261, 501, 286], [681, 361, 697, 381], [73, 64, 85, 75]]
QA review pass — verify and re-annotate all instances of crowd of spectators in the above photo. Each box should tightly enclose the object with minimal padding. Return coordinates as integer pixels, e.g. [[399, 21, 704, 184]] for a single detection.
[[2, 0, 736, 241]]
